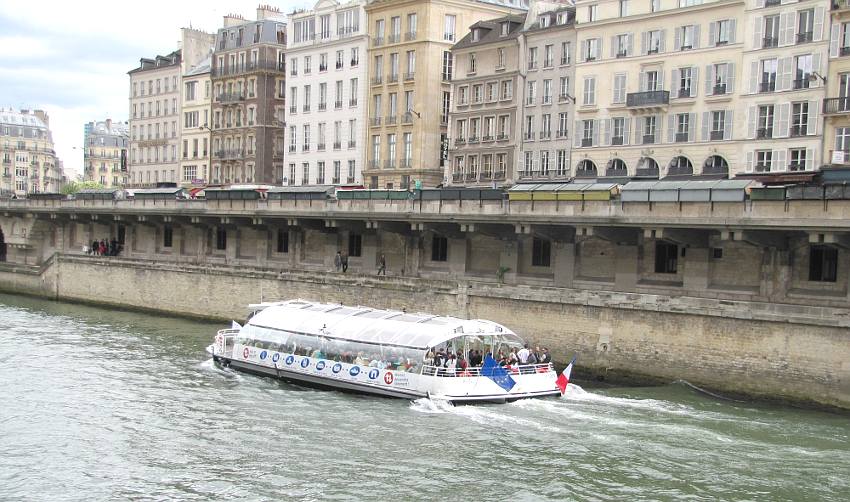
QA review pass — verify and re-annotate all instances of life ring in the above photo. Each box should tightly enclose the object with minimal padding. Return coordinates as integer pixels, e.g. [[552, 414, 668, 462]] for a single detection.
[[243, 347, 249, 359], [383, 372, 394, 384]]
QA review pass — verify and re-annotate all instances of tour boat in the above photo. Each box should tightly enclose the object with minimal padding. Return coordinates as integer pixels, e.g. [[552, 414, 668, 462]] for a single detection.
[[207, 299, 561, 403]]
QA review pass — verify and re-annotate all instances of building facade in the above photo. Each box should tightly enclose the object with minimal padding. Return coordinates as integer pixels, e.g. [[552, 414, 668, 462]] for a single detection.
[[0, 109, 63, 195], [823, 2, 850, 167], [128, 50, 183, 187], [210, 8, 287, 186], [83, 119, 129, 188], [180, 58, 213, 186], [364, 0, 529, 189], [284, 0, 369, 186]]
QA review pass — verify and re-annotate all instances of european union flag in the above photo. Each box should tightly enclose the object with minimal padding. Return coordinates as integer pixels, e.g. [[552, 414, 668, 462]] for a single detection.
[[480, 354, 516, 392]]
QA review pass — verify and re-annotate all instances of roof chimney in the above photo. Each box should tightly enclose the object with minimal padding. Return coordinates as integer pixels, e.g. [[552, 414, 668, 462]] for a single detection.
[[106, 118, 112, 131]]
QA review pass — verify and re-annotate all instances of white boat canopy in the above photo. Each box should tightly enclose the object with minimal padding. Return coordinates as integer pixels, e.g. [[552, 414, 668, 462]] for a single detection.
[[244, 300, 523, 350]]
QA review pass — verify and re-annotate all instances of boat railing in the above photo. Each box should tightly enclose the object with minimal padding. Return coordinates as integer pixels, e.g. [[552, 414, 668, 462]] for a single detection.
[[214, 328, 240, 356], [422, 362, 554, 377]]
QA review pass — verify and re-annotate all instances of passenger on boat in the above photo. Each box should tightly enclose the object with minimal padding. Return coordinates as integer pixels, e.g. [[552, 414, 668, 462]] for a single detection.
[[517, 344, 531, 364], [444, 354, 457, 375], [354, 352, 369, 365], [424, 349, 435, 366], [540, 347, 551, 364]]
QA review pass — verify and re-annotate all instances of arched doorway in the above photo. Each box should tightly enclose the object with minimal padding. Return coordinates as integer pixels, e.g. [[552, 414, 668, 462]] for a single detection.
[[703, 155, 729, 177], [667, 156, 694, 177], [636, 157, 660, 178], [0, 227, 6, 262], [575, 159, 598, 178], [606, 158, 628, 177]]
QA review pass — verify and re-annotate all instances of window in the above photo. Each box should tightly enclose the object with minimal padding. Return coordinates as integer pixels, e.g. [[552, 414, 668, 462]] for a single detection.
[[760, 59, 778, 93], [678, 25, 695, 50], [644, 116, 657, 144], [676, 113, 690, 142], [715, 19, 732, 45], [616, 34, 629, 57], [561, 42, 571, 65], [677, 67, 693, 98], [556, 150, 568, 176], [587, 4, 597, 22], [789, 147, 808, 171], [276, 229, 289, 253], [501, 21, 510, 36], [432, 235, 448, 261], [651, 0, 660, 12], [583, 38, 599, 61], [757, 105, 774, 139], [612, 117, 625, 144], [809, 246, 838, 282], [407, 13, 417, 38], [654, 241, 678, 274], [348, 234, 362, 257], [543, 79, 552, 104], [582, 119, 595, 146], [791, 102, 809, 137], [532, 238, 551, 267], [711, 63, 731, 95], [836, 127, 850, 156], [764, 15, 780, 48], [539, 15, 550, 28], [619, 0, 628, 17], [215, 228, 227, 250], [526, 81, 536, 105], [612, 73, 626, 103], [469, 53, 477, 73], [441, 51, 453, 80], [647, 30, 662, 54], [162, 226, 173, 248], [544, 44, 553, 67], [711, 111, 726, 140], [755, 150, 773, 172], [558, 112, 569, 137], [528, 47, 538, 69], [444, 14, 456, 41], [794, 54, 812, 89], [583, 76, 596, 105], [797, 9, 814, 44]]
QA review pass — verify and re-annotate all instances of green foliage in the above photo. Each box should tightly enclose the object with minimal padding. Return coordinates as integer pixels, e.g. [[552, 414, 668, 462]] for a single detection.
[[61, 181, 105, 195], [496, 266, 511, 283]]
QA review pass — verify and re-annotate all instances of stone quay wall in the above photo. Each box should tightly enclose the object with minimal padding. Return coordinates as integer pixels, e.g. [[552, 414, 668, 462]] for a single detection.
[[2, 253, 847, 410]]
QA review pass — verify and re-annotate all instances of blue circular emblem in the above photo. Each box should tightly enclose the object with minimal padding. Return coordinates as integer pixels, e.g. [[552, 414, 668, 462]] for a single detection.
[[332, 363, 342, 373], [285, 355, 295, 365], [259, 350, 267, 360], [300, 358, 310, 368], [272, 353, 280, 363], [316, 361, 326, 371], [349, 366, 361, 377], [368, 369, 380, 380]]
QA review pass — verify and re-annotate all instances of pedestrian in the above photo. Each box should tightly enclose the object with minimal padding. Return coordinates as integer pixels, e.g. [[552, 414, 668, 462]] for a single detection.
[[377, 253, 386, 275], [99, 239, 107, 256], [341, 253, 349, 273], [334, 251, 342, 272], [92, 240, 99, 256]]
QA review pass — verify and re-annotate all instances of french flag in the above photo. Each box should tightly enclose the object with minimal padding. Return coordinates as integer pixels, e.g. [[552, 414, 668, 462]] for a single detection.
[[556, 355, 577, 395]]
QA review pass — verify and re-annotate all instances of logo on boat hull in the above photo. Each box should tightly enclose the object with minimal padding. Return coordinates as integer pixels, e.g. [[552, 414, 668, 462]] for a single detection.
[[332, 363, 342, 374], [272, 353, 280, 363], [316, 361, 326, 371], [349, 366, 360, 377], [242, 347, 249, 359], [383, 372, 394, 385], [260, 350, 267, 360], [285, 355, 295, 365], [368, 369, 380, 380], [300, 358, 310, 368]]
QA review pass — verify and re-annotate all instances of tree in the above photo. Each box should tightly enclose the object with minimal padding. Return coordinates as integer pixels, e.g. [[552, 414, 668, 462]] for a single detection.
[[61, 181, 105, 195]]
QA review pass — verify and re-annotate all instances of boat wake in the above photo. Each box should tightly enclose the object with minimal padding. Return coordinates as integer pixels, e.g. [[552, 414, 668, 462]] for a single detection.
[[409, 396, 455, 414]]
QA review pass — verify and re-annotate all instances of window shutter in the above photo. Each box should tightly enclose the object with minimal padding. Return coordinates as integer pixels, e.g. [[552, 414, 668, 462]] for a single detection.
[[596, 38, 603, 59], [659, 69, 665, 90], [755, 0, 765, 8], [724, 110, 734, 140], [635, 117, 644, 144], [691, 66, 699, 97], [780, 57, 793, 91], [814, 7, 825, 42], [659, 30, 667, 52], [610, 36, 618, 58], [777, 102, 790, 138], [654, 115, 661, 143], [671, 68, 680, 95], [693, 24, 701, 50], [749, 61, 759, 94], [667, 114, 675, 143], [778, 13, 790, 46], [688, 113, 696, 142], [831, 24, 841, 58], [808, 100, 819, 135], [708, 22, 717, 47], [746, 151, 754, 173], [580, 40, 587, 60], [641, 32, 648, 55], [627, 34, 634, 56], [727, 62, 736, 93], [806, 148, 815, 171], [701, 112, 710, 141], [775, 149, 786, 172], [811, 53, 822, 88], [752, 16, 763, 51], [674, 27, 682, 51], [705, 64, 714, 95], [592, 120, 599, 146], [639, 70, 646, 92], [729, 19, 737, 44], [783, 13, 795, 47], [574, 121, 582, 148], [623, 118, 631, 145], [603, 118, 612, 146], [747, 106, 756, 139], [776, 58, 787, 91]]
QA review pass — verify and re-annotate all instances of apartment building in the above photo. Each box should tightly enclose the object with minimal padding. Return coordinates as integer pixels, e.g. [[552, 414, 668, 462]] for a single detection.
[[128, 50, 183, 187], [449, 14, 526, 186], [0, 109, 64, 195], [364, 0, 529, 189], [517, 4, 576, 181], [739, 0, 829, 178], [83, 119, 129, 188], [285, 0, 368, 186], [824, 1, 850, 167], [180, 58, 213, 186], [210, 8, 287, 185], [573, 0, 746, 180]]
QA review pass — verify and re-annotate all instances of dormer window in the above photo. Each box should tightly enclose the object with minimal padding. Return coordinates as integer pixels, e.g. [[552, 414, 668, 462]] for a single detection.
[[501, 22, 509, 36], [557, 13, 567, 25], [472, 28, 480, 42], [539, 15, 550, 28]]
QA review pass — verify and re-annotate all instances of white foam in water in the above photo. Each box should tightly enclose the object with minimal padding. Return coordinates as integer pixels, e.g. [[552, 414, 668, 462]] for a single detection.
[[559, 383, 696, 416], [409, 397, 455, 414]]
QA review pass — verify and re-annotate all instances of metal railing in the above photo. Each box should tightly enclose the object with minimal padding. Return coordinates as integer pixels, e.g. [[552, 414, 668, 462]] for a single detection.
[[626, 90, 669, 107], [421, 363, 554, 377], [823, 97, 850, 114]]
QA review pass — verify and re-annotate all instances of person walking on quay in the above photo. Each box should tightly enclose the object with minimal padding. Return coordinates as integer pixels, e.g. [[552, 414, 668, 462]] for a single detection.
[[377, 254, 386, 276], [341, 253, 349, 273], [91, 240, 99, 256], [334, 251, 342, 272]]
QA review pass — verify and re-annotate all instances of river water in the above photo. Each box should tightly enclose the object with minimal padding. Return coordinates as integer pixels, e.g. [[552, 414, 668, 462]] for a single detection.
[[0, 294, 848, 501]]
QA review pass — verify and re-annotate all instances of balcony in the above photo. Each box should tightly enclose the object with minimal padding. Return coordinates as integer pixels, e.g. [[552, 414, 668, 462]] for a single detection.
[[642, 134, 655, 144], [524, 132, 535, 141], [834, 0, 850, 10], [543, 59, 554, 69], [318, 103, 327, 111], [757, 127, 773, 139], [214, 149, 246, 160], [482, 135, 494, 142], [400, 159, 412, 169], [211, 59, 285, 78], [616, 51, 627, 59], [611, 136, 624, 145], [384, 160, 396, 169], [842, 46, 850, 57], [440, 115, 448, 125], [759, 81, 776, 93], [333, 142, 341, 150], [386, 115, 397, 125], [317, 143, 326, 151], [823, 97, 850, 115], [626, 90, 669, 109], [765, 0, 780, 5], [372, 37, 384, 47], [336, 61, 343, 70], [713, 84, 728, 95], [302, 144, 310, 152], [319, 65, 328, 72], [675, 132, 689, 143], [454, 138, 466, 145], [710, 130, 725, 141], [388, 33, 400, 44], [370, 117, 382, 127], [556, 129, 568, 139], [790, 125, 806, 137], [468, 136, 479, 143], [334, 100, 343, 109], [371, 76, 383, 85], [303, 105, 311, 112], [677, 88, 691, 99], [404, 72, 415, 81], [797, 31, 813, 44], [762, 37, 778, 49], [347, 176, 356, 183], [348, 140, 357, 148], [581, 137, 593, 147], [405, 31, 417, 41], [497, 134, 508, 141], [388, 74, 399, 83], [527, 61, 538, 71], [539, 131, 551, 140], [793, 78, 810, 90], [216, 92, 245, 103], [349, 99, 358, 107], [402, 112, 414, 124]]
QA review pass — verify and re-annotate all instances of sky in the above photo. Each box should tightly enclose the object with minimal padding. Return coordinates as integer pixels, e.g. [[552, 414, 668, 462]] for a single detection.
[[0, 0, 310, 180]]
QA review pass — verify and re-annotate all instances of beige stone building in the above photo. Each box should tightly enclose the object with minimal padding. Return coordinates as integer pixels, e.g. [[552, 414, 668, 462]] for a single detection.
[[824, 1, 850, 167], [180, 58, 213, 186], [83, 119, 129, 188], [364, 0, 529, 189], [0, 109, 64, 195]]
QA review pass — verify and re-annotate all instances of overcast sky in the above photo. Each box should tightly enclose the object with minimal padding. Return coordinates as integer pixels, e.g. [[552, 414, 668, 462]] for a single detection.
[[0, 0, 310, 179]]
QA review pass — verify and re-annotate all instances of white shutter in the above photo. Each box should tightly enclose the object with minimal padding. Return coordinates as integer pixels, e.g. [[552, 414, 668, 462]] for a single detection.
[[602, 118, 611, 146], [784, 13, 796, 47], [814, 7, 825, 42], [580, 40, 587, 61], [805, 148, 815, 171], [574, 121, 582, 148], [776, 58, 787, 91], [639, 70, 646, 92], [654, 115, 661, 143], [674, 27, 682, 51], [688, 113, 696, 142], [659, 69, 665, 90], [778, 13, 790, 46], [811, 53, 822, 88], [780, 57, 794, 91], [705, 64, 714, 95], [627, 34, 634, 56], [729, 19, 737, 44], [755, 0, 765, 7], [701, 112, 710, 141], [667, 114, 675, 143], [691, 66, 699, 97], [596, 38, 603, 59], [777, 102, 790, 138], [831, 24, 841, 58], [746, 151, 754, 173], [708, 22, 717, 47], [641, 31, 648, 55], [610, 36, 617, 58], [591, 119, 599, 146], [671, 68, 680, 96], [623, 118, 631, 145], [635, 116, 644, 144], [724, 110, 734, 140], [693, 24, 701, 50], [808, 100, 819, 135], [747, 106, 757, 139], [659, 29, 667, 52], [749, 61, 759, 94], [775, 149, 787, 172], [727, 62, 736, 94], [752, 16, 763, 51]]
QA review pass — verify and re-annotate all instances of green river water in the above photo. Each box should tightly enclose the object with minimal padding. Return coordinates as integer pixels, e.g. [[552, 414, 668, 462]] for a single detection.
[[0, 293, 848, 501]]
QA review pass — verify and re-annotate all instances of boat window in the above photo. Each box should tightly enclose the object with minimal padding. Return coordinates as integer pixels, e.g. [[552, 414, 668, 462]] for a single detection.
[[392, 314, 427, 323]]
